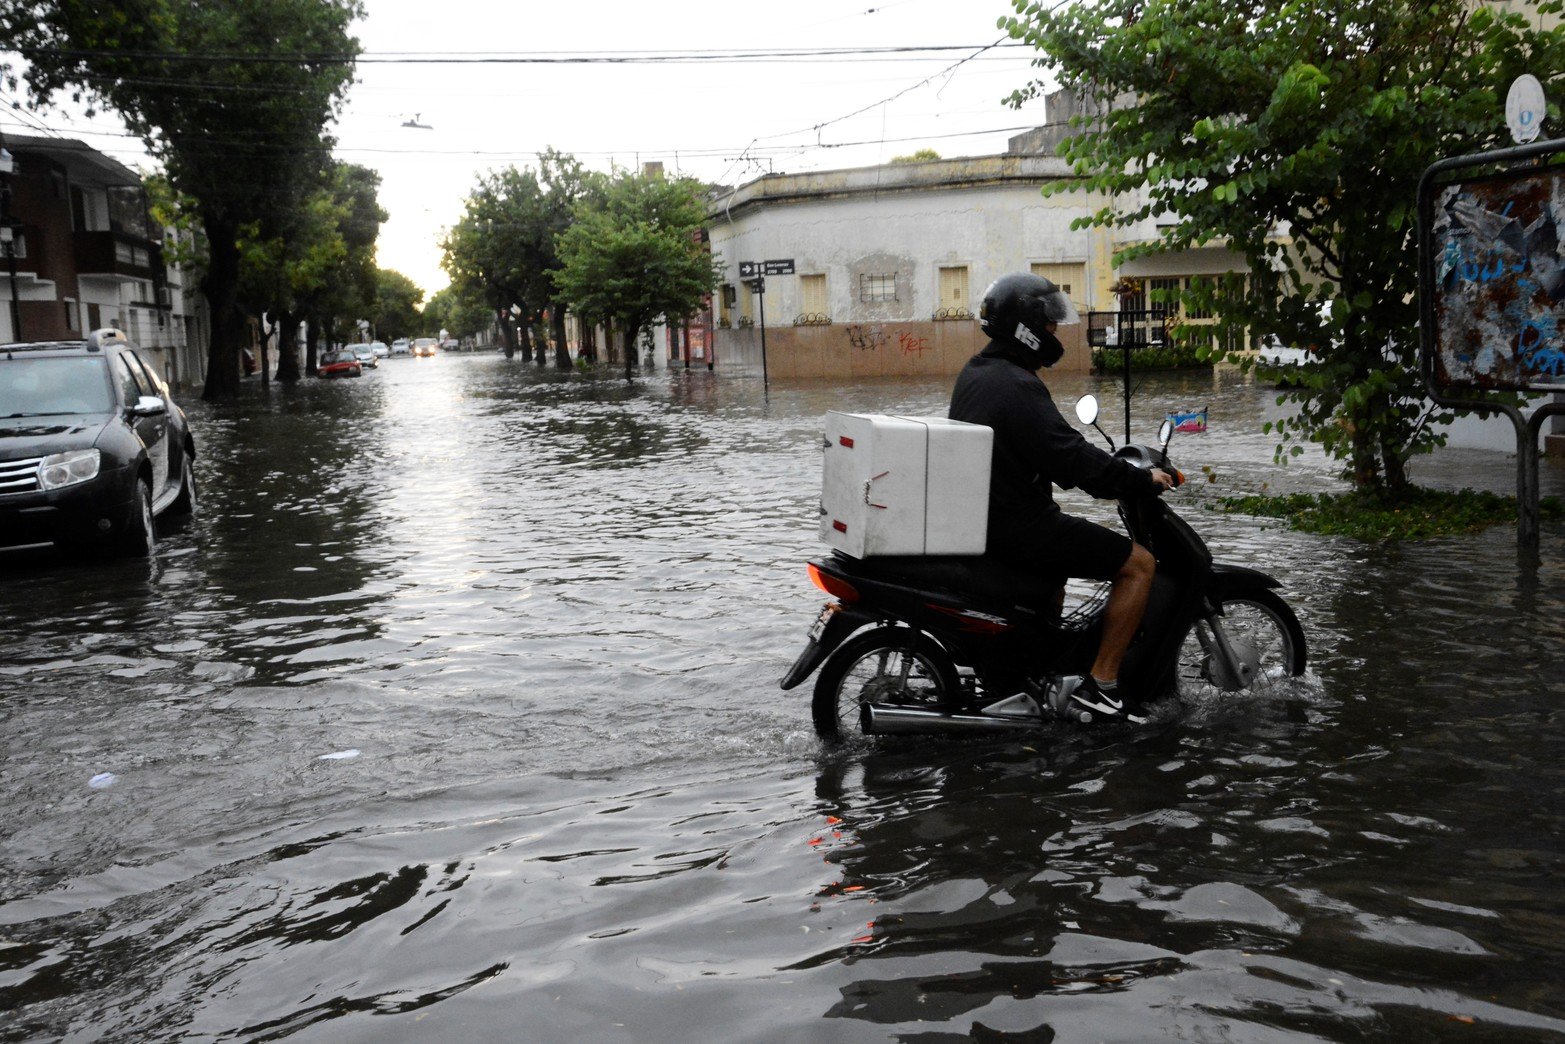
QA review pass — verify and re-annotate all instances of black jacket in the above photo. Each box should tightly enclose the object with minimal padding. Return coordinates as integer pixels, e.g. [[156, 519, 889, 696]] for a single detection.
[[949, 341, 1158, 546]]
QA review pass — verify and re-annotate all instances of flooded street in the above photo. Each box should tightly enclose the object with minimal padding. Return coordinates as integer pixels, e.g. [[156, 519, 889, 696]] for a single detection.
[[4, 353, 1565, 1041]]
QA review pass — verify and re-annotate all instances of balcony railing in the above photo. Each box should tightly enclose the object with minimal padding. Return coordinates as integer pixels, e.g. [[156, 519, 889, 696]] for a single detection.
[[74, 230, 163, 281]]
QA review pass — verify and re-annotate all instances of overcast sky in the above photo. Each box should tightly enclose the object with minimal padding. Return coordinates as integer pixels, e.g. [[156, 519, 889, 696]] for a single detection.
[[3, 0, 1052, 300]]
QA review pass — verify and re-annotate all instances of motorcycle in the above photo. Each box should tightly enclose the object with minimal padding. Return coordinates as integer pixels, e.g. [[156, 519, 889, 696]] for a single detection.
[[780, 395, 1307, 740]]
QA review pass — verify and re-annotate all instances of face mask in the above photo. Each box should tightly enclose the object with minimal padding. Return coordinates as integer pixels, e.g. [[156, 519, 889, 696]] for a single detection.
[[1035, 327, 1065, 368]]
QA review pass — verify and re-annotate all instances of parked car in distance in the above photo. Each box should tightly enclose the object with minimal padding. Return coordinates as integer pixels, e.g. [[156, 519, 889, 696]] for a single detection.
[[412, 337, 439, 357], [319, 348, 362, 378], [0, 328, 197, 558], [368, 341, 390, 359], [352, 344, 379, 369], [390, 338, 412, 356]]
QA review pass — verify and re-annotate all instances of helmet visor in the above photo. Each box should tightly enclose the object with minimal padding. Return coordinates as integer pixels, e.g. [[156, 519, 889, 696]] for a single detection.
[[1042, 292, 1081, 326]]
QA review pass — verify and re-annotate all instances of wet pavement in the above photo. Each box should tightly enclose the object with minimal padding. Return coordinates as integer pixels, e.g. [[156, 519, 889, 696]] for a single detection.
[[3, 354, 1565, 1041]]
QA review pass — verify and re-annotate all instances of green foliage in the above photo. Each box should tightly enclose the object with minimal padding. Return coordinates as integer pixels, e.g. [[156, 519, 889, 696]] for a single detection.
[[372, 270, 424, 342], [890, 148, 941, 163], [442, 149, 604, 359], [1002, 0, 1565, 490], [423, 285, 491, 341], [1214, 488, 1564, 540], [551, 171, 721, 354], [1092, 342, 1209, 373]]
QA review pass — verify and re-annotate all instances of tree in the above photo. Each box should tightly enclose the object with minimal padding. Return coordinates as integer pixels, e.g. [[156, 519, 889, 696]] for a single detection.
[[891, 148, 941, 163], [371, 270, 424, 343], [1002, 0, 1565, 490], [296, 163, 385, 374], [442, 169, 543, 360], [2, 0, 363, 401], [536, 149, 607, 368], [424, 285, 492, 343], [553, 171, 721, 378], [442, 151, 604, 367]]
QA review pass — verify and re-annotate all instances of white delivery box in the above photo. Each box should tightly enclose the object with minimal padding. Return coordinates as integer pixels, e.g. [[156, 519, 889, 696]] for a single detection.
[[818, 412, 993, 557]]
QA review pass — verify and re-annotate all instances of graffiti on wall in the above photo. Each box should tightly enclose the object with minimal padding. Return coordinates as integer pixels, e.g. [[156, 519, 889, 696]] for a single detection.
[[1432, 171, 1565, 390], [843, 325, 932, 355]]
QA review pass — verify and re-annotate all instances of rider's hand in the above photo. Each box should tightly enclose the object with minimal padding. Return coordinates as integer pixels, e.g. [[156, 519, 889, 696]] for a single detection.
[[1150, 468, 1177, 492]]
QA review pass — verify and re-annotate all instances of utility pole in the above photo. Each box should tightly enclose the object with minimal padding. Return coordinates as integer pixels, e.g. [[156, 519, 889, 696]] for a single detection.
[[0, 135, 20, 342]]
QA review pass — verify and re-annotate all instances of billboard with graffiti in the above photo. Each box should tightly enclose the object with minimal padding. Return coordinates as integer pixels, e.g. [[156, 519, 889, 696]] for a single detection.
[[1428, 167, 1565, 391]]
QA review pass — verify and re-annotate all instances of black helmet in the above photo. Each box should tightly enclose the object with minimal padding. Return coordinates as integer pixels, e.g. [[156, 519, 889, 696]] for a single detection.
[[978, 273, 1080, 367]]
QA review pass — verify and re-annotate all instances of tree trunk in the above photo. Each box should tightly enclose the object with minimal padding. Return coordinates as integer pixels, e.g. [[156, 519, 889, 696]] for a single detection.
[[1379, 425, 1409, 492], [532, 314, 546, 365], [276, 309, 300, 383], [497, 305, 516, 359], [551, 307, 571, 369], [581, 318, 597, 363], [623, 321, 639, 380], [306, 315, 321, 376], [518, 319, 533, 361], [200, 215, 244, 401]]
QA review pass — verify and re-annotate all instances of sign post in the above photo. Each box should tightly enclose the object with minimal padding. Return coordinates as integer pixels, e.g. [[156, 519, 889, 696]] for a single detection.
[[738, 260, 793, 388], [1418, 133, 1565, 557]]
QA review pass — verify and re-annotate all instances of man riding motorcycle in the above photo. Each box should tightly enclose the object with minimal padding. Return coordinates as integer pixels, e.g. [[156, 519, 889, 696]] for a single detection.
[[949, 273, 1176, 720]]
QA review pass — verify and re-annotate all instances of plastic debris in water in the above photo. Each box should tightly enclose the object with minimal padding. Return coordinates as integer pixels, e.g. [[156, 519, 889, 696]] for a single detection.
[[318, 749, 361, 761], [89, 772, 117, 789]]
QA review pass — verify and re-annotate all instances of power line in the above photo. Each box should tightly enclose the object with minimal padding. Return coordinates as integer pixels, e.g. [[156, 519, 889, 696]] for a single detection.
[[11, 43, 1034, 66], [0, 115, 1054, 161]]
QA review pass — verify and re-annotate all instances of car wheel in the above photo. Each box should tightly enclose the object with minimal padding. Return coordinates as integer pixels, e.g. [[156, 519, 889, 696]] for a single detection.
[[115, 480, 156, 558], [168, 453, 197, 517]]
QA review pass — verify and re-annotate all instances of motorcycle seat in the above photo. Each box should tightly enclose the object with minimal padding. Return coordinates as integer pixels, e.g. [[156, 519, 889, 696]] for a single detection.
[[825, 552, 1063, 615]]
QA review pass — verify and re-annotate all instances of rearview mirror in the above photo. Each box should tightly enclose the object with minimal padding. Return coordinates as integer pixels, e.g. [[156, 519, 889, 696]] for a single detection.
[[1159, 418, 1174, 447], [1074, 395, 1099, 426], [130, 395, 167, 418]]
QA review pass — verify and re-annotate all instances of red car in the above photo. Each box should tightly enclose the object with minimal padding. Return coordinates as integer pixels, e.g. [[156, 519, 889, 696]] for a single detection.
[[318, 348, 362, 378]]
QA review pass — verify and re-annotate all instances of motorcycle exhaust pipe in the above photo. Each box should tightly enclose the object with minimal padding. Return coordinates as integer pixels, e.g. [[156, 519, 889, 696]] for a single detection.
[[859, 679, 1093, 735], [861, 702, 1042, 735]]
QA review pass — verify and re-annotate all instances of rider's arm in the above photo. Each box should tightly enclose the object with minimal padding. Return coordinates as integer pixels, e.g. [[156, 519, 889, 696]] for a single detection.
[[1015, 385, 1162, 500]]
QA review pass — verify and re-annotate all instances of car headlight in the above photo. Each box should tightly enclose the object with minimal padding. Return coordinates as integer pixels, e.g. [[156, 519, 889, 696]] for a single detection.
[[39, 448, 101, 490]]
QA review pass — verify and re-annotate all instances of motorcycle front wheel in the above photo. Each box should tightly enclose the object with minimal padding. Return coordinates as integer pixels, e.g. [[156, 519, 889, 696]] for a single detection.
[[812, 626, 959, 742], [1176, 589, 1306, 699]]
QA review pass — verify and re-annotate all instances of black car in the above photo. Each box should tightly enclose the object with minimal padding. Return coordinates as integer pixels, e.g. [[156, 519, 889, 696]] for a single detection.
[[0, 328, 196, 558]]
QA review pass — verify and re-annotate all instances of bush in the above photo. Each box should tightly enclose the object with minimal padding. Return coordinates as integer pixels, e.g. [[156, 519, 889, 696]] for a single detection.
[[1092, 342, 1210, 373], [1213, 488, 1564, 540]]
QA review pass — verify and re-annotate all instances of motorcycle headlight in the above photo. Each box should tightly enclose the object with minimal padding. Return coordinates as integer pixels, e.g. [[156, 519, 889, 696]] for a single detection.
[[39, 449, 101, 490]]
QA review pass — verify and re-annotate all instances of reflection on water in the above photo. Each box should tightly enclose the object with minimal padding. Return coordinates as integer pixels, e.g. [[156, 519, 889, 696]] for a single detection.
[[3, 356, 1565, 1040]]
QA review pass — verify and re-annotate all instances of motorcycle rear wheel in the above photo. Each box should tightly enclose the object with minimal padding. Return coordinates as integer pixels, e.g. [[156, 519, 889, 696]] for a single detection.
[[812, 626, 959, 742], [1176, 589, 1305, 699]]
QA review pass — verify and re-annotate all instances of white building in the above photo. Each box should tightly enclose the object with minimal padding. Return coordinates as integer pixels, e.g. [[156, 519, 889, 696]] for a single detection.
[[705, 150, 1108, 378]]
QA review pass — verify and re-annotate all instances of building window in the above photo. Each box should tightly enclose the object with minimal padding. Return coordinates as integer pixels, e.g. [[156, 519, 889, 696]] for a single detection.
[[64, 299, 78, 331], [1148, 276, 1181, 314], [1184, 276, 1216, 320], [719, 284, 734, 326], [859, 273, 897, 302], [1030, 262, 1085, 310], [800, 273, 827, 316], [937, 266, 970, 310]]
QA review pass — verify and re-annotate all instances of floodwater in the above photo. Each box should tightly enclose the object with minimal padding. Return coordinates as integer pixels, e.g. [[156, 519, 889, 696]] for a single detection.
[[4, 353, 1565, 1042]]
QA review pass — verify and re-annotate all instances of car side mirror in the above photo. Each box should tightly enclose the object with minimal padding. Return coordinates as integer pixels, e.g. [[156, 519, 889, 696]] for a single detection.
[[130, 395, 167, 417]]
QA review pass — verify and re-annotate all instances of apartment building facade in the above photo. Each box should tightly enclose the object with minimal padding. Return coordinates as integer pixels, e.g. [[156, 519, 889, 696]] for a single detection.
[[0, 134, 207, 390]]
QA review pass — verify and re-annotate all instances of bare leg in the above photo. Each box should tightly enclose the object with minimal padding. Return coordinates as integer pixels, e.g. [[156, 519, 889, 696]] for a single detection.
[[1091, 543, 1155, 682]]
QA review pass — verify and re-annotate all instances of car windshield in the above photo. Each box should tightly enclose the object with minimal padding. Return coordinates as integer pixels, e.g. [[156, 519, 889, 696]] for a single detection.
[[0, 356, 115, 418]]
